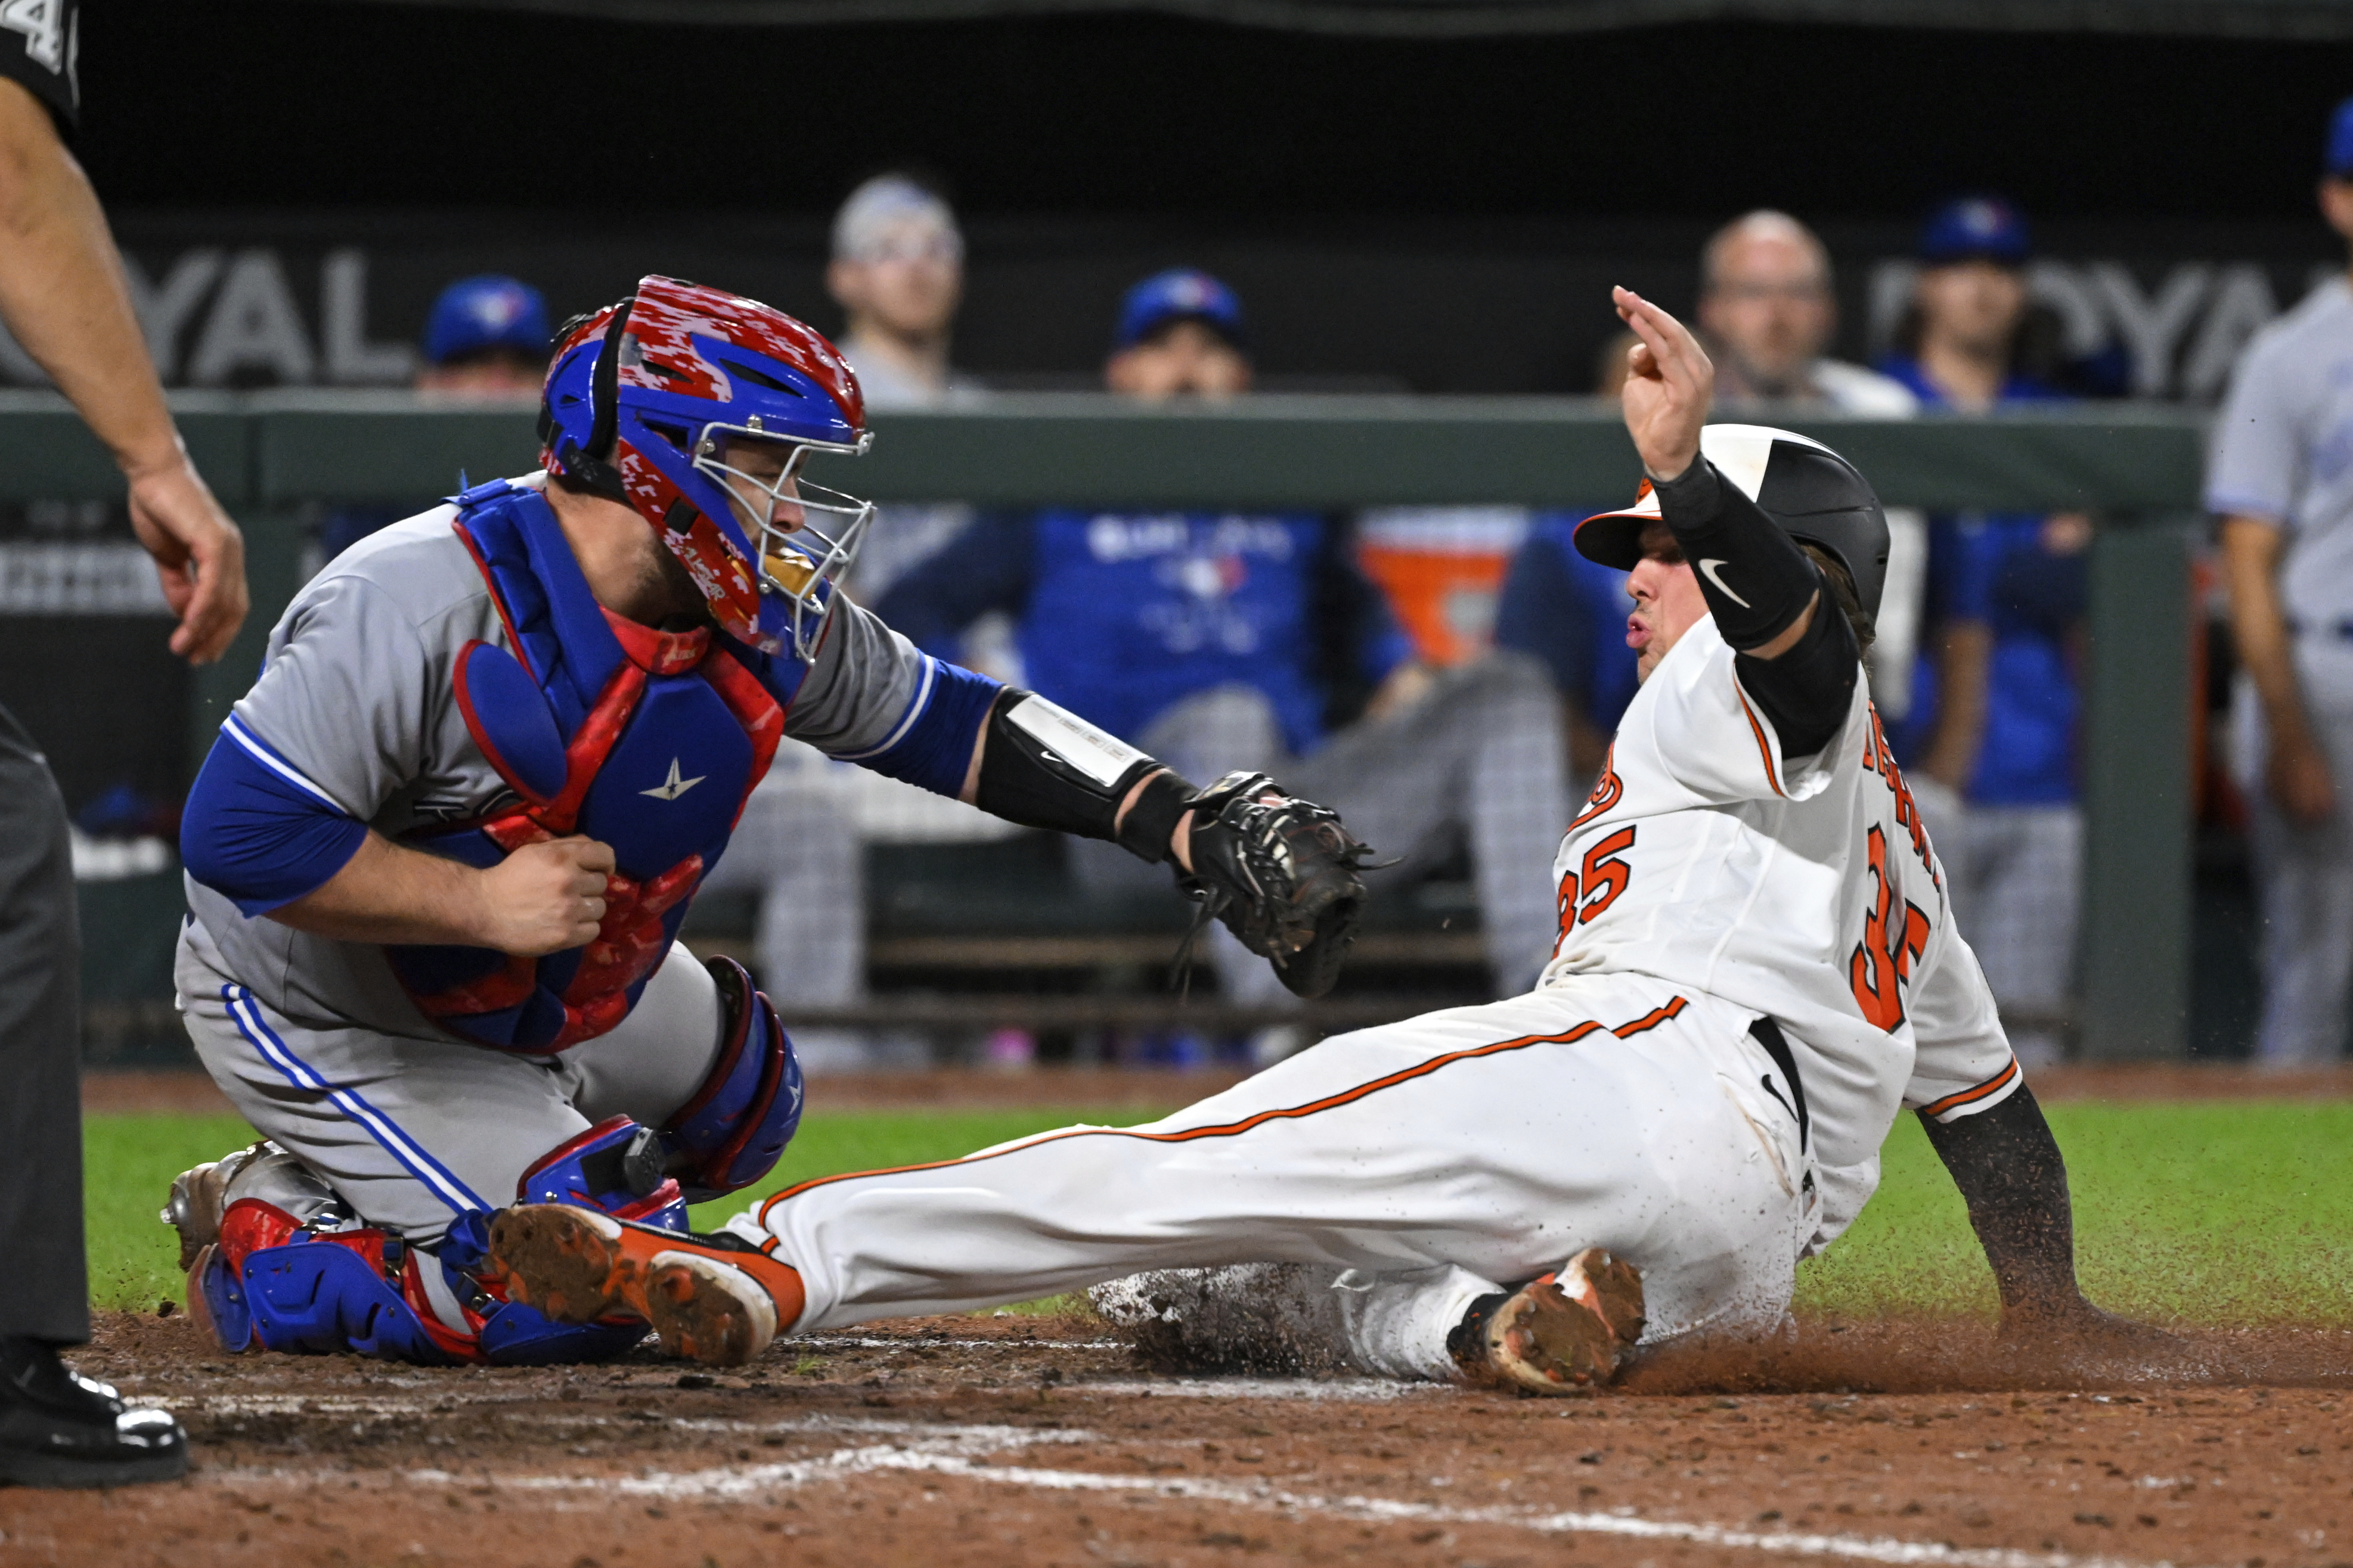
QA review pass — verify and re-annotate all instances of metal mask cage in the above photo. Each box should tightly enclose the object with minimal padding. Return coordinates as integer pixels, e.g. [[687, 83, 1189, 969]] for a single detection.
[[693, 421, 876, 660]]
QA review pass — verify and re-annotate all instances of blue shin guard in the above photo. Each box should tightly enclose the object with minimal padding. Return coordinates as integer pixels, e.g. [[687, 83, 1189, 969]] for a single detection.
[[661, 957, 804, 1201], [196, 1119, 689, 1366]]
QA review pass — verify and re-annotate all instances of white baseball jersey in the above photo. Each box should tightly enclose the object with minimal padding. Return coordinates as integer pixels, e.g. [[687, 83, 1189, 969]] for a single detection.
[[1539, 616, 2019, 1249]]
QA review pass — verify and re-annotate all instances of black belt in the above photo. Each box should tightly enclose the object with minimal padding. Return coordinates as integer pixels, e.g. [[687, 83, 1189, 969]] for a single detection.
[[1748, 1016, 1809, 1152]]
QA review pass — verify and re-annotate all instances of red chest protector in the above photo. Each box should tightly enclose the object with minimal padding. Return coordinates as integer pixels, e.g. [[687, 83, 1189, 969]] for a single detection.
[[383, 479, 807, 1054]]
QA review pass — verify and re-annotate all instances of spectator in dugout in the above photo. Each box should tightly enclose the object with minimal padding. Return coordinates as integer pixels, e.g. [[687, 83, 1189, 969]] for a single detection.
[[1498, 212, 1927, 794], [876, 269, 1569, 1032], [692, 174, 1003, 1073], [317, 274, 550, 562], [1876, 196, 2090, 1067], [824, 170, 993, 597]]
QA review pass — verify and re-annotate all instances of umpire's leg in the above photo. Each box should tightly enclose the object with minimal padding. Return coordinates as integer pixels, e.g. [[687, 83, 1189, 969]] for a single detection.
[[0, 701, 188, 1486], [0, 704, 86, 1344]]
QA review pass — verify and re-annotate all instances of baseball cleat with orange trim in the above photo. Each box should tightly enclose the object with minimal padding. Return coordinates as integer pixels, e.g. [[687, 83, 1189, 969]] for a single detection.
[[485, 1204, 805, 1367], [1474, 1247, 1646, 1395]]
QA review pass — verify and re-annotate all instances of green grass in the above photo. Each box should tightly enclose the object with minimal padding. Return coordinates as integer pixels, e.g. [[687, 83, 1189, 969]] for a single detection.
[[85, 1113, 263, 1313], [1794, 1100, 2353, 1325], [88, 1098, 2353, 1325]]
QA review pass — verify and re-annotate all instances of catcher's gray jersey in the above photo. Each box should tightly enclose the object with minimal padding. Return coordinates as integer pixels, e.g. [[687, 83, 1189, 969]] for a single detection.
[[184, 475, 939, 1037]]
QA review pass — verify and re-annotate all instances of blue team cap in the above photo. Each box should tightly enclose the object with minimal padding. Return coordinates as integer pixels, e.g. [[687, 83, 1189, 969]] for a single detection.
[[1916, 197, 2032, 268], [423, 275, 551, 366], [1112, 269, 1247, 352], [2326, 97, 2353, 178]]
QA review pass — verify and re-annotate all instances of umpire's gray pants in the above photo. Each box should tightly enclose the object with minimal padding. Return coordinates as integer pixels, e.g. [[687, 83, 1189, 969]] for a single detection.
[[176, 927, 725, 1250], [0, 704, 86, 1342], [1072, 654, 1570, 1002]]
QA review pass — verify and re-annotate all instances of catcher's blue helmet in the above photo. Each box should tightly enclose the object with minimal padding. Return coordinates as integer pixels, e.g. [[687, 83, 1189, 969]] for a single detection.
[[538, 275, 872, 659]]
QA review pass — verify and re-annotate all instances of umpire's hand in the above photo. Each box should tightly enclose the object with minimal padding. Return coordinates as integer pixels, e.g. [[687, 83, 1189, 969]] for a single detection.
[[128, 451, 247, 664]]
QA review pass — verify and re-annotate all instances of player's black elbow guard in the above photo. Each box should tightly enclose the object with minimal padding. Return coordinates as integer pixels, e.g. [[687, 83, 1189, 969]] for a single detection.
[[973, 688, 1195, 865], [1653, 459, 1823, 651], [1735, 587, 1859, 759]]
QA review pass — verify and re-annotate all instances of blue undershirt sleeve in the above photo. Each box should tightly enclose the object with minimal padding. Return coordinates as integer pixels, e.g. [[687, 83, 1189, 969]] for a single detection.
[[181, 720, 370, 917], [839, 656, 1005, 800]]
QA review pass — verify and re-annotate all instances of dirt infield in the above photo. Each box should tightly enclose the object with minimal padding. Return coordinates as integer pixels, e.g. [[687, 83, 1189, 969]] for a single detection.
[[5, 1308, 2352, 1567], [39, 1063, 2353, 1565]]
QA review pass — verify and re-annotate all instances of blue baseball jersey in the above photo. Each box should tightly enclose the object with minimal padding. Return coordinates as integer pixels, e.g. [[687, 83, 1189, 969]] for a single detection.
[[1493, 512, 1642, 732], [878, 510, 1412, 756], [1874, 356, 2081, 805]]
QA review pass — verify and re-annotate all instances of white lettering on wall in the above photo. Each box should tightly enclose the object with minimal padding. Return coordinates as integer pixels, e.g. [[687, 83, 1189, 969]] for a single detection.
[[2087, 263, 2212, 398], [0, 542, 169, 614], [2183, 265, 2280, 402], [186, 250, 315, 386], [321, 250, 416, 384], [1868, 258, 2327, 400], [122, 250, 222, 383]]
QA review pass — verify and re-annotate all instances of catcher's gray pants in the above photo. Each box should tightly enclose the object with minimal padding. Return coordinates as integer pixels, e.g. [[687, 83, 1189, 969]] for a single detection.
[[175, 926, 724, 1250], [0, 704, 87, 1343], [2236, 661, 2353, 1063], [1072, 654, 1570, 1002], [1934, 802, 2081, 1068]]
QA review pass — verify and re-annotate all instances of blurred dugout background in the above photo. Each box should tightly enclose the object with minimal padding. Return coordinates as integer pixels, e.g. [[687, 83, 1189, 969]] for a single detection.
[[12, 0, 2350, 1067]]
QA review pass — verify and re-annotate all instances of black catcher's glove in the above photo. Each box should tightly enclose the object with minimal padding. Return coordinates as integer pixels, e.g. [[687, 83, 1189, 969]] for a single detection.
[[1175, 772, 1375, 999]]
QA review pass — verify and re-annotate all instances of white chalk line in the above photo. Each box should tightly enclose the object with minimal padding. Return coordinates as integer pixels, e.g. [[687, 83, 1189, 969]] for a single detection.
[[829, 1454, 2177, 1568], [796, 1335, 1130, 1352], [1074, 1377, 1438, 1401], [207, 1415, 1097, 1494], [208, 1420, 2173, 1568], [194, 1392, 542, 1417], [190, 1373, 1437, 1420]]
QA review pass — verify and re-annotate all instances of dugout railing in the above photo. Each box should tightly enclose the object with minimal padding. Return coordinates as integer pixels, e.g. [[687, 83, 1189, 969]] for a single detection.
[[0, 391, 2206, 1061]]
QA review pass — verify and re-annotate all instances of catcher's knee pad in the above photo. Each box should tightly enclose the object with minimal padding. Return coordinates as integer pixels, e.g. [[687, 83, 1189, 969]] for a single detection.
[[187, 1120, 687, 1367], [659, 956, 804, 1201]]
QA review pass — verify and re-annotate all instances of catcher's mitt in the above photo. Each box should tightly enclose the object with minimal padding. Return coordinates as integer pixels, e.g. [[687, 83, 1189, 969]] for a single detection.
[[1174, 771, 1375, 999]]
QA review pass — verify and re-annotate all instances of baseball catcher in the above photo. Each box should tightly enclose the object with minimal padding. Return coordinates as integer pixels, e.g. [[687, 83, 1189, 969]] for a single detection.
[[485, 287, 2154, 1386], [161, 275, 1366, 1366]]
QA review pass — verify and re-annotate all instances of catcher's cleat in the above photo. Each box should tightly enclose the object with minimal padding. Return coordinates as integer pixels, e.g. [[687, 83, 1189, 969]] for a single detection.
[[160, 1141, 276, 1272], [1472, 1247, 1646, 1395], [485, 1205, 804, 1368]]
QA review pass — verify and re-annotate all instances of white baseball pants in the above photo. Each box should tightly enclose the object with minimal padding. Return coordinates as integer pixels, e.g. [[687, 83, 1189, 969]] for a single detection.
[[729, 973, 1813, 1379]]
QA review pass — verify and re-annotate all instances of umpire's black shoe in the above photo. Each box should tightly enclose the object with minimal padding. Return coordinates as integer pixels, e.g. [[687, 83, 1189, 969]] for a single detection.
[[0, 1337, 188, 1488]]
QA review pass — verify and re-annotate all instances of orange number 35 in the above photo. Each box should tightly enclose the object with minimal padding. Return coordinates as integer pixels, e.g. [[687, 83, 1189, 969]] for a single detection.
[[1849, 824, 1929, 1031], [1556, 825, 1638, 940]]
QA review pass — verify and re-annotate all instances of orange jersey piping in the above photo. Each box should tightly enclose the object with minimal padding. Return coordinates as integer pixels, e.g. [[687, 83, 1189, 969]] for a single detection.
[[1918, 1057, 2020, 1119], [1732, 678, 1787, 798], [756, 995, 1692, 1232]]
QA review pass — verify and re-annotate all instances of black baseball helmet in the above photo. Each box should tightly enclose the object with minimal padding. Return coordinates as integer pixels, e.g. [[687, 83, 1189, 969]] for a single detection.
[[1572, 424, 1891, 619]]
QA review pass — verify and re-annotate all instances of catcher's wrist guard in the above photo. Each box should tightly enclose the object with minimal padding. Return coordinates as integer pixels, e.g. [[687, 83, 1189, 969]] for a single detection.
[[975, 689, 1193, 864], [1176, 771, 1375, 1000]]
